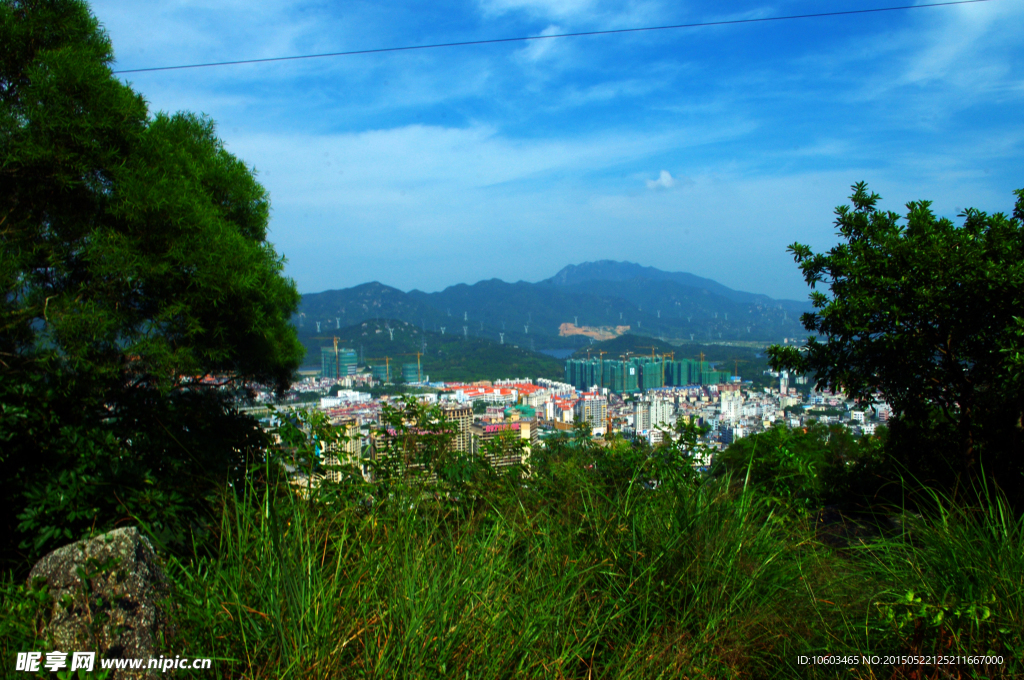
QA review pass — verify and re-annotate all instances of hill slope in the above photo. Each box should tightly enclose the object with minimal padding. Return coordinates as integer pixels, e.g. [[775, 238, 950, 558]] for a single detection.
[[298, 318, 564, 383], [295, 261, 811, 348]]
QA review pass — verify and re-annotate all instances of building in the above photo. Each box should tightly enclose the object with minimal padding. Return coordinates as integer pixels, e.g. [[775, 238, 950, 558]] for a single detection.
[[321, 417, 364, 482], [575, 393, 608, 434], [721, 391, 743, 425], [566, 357, 732, 393], [320, 390, 371, 408], [442, 403, 473, 454], [321, 346, 358, 379], [470, 421, 535, 470], [401, 362, 421, 384], [634, 398, 674, 432]]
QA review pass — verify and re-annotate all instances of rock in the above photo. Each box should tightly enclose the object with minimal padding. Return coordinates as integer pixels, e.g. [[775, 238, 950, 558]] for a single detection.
[[28, 527, 170, 679]]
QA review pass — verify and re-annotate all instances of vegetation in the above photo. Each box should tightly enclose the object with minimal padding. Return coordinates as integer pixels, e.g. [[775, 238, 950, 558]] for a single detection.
[[2, 2, 1022, 677], [0, 0, 302, 566], [299, 318, 564, 383], [6, 406, 1021, 678], [769, 183, 1024, 502]]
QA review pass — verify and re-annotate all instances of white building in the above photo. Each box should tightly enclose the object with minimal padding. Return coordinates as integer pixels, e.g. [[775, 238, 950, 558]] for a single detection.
[[634, 399, 674, 432], [721, 391, 743, 425], [575, 394, 608, 435], [320, 390, 371, 408]]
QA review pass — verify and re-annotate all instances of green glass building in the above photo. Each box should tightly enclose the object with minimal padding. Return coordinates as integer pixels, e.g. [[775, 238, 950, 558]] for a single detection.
[[321, 347, 358, 378], [567, 356, 732, 392]]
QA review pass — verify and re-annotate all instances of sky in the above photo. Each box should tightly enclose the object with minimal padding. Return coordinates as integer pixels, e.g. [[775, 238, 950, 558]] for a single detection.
[[90, 0, 1023, 300]]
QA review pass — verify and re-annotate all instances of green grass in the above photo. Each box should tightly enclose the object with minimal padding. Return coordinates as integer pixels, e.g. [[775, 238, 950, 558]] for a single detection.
[[154, 455, 1023, 678], [4, 444, 1022, 678]]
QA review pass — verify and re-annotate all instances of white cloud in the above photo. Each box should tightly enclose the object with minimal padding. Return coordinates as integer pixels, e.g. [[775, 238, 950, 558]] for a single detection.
[[900, 0, 1018, 87], [807, 0, 1024, 110], [82, 0, 1023, 302], [479, 0, 595, 20], [646, 170, 675, 189], [517, 25, 566, 62]]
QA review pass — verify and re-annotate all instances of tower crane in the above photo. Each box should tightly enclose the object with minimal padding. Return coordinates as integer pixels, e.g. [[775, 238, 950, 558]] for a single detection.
[[365, 356, 393, 383], [310, 336, 342, 379], [394, 352, 425, 383], [660, 351, 675, 385]]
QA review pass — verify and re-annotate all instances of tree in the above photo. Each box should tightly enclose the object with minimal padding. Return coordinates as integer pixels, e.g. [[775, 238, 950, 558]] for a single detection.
[[768, 182, 1024, 493], [1, 0, 304, 564]]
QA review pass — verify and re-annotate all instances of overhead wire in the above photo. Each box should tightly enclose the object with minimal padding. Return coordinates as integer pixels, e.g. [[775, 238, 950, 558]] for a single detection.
[[112, 0, 993, 75]]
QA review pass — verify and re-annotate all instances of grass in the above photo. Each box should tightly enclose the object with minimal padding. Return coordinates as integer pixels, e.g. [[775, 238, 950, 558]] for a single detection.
[[4, 440, 1022, 678], [158, 450, 1023, 678]]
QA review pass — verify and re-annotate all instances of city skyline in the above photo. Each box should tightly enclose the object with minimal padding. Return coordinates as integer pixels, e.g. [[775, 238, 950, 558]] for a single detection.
[[93, 0, 1023, 299]]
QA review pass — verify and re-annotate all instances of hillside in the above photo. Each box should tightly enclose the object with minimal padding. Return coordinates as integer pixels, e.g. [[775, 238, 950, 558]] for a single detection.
[[297, 318, 564, 383], [294, 261, 811, 348], [542, 260, 807, 310], [297, 282, 446, 334]]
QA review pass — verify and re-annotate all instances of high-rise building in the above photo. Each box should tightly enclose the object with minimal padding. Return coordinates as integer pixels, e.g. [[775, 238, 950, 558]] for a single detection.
[[442, 404, 472, 454], [470, 421, 534, 470], [321, 417, 364, 482], [634, 398, 674, 432], [401, 362, 421, 384], [575, 394, 608, 434], [321, 346, 357, 379], [721, 391, 743, 424]]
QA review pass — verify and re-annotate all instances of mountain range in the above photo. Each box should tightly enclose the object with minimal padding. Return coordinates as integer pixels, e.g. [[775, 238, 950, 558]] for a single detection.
[[296, 261, 811, 360]]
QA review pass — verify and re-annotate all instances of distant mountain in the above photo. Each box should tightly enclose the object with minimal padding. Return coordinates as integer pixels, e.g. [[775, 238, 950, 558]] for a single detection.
[[296, 282, 445, 335], [543, 260, 807, 310], [407, 279, 638, 344], [295, 261, 811, 350]]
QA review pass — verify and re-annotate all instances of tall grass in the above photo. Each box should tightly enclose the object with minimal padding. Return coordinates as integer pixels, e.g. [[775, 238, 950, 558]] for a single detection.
[[5, 445, 1021, 678], [849, 479, 1024, 677], [158, 458, 987, 679]]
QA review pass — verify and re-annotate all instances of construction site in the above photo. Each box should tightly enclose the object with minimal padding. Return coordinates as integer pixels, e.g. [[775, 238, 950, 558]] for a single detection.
[[564, 349, 732, 393]]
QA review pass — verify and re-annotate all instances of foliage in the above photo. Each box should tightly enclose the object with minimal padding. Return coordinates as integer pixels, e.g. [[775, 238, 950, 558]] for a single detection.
[[297, 318, 564, 382], [768, 182, 1024, 495], [0, 0, 303, 566], [5, 411, 1022, 678], [716, 421, 890, 511], [128, 425, 1021, 678]]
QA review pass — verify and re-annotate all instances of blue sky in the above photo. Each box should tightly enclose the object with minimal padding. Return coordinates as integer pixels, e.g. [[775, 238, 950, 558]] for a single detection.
[[92, 0, 1023, 300]]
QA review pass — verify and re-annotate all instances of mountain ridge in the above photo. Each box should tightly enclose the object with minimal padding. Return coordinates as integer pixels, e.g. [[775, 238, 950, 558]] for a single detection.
[[541, 261, 808, 307], [295, 261, 811, 349]]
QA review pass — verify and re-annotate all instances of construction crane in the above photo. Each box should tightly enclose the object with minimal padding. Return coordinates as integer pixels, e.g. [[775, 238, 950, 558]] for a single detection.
[[394, 352, 425, 383], [365, 356, 393, 383], [638, 345, 664, 360], [310, 336, 342, 379], [659, 351, 675, 385], [597, 350, 607, 390], [363, 352, 425, 384], [635, 346, 672, 387]]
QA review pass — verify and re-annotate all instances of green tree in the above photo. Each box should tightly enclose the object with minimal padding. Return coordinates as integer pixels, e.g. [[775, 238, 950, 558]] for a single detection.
[[768, 183, 1024, 495], [1, 0, 304, 564]]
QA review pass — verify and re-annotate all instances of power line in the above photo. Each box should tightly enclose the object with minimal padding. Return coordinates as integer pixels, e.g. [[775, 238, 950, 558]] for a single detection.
[[112, 0, 992, 75]]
